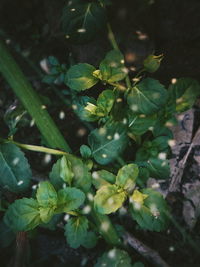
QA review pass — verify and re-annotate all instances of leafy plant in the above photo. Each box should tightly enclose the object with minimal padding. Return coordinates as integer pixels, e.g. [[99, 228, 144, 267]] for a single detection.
[[0, 0, 200, 266]]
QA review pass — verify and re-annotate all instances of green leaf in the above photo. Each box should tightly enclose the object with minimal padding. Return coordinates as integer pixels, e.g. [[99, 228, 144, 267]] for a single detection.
[[168, 78, 200, 113], [39, 207, 55, 223], [95, 248, 132, 267], [80, 145, 92, 159], [49, 158, 64, 190], [64, 216, 88, 249], [94, 184, 126, 214], [96, 90, 115, 116], [62, 1, 107, 43], [72, 96, 98, 122], [98, 50, 128, 83], [50, 156, 92, 193], [128, 111, 157, 135], [82, 231, 98, 249], [56, 187, 85, 213], [0, 143, 31, 193], [130, 188, 169, 231], [36, 181, 57, 208], [92, 170, 116, 189], [0, 220, 15, 248], [136, 136, 169, 161], [88, 122, 128, 165], [116, 164, 139, 192], [66, 154, 92, 193], [147, 158, 170, 179], [4, 198, 41, 231], [65, 63, 98, 91], [60, 156, 74, 185], [127, 78, 168, 115], [48, 56, 59, 66], [36, 181, 58, 223], [143, 54, 163, 73]]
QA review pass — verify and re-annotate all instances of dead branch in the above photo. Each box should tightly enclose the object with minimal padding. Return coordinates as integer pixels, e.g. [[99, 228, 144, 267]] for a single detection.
[[123, 232, 170, 267]]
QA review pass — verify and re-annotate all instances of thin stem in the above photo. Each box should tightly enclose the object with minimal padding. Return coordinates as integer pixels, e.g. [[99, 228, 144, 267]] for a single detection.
[[107, 23, 119, 51], [107, 23, 132, 89], [0, 138, 68, 156]]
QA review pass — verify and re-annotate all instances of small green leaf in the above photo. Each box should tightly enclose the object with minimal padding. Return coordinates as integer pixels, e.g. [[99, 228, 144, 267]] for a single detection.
[[73, 96, 98, 122], [99, 50, 128, 83], [39, 207, 55, 223], [36, 181, 57, 208], [62, 1, 107, 43], [94, 184, 126, 214], [64, 216, 88, 249], [60, 156, 74, 185], [50, 156, 91, 193], [88, 122, 128, 165], [130, 188, 169, 231], [147, 158, 170, 179], [49, 158, 64, 190], [143, 54, 163, 73], [48, 56, 59, 66], [65, 63, 98, 91], [36, 181, 58, 223], [4, 198, 41, 231], [168, 78, 200, 113], [56, 187, 85, 213], [80, 145, 92, 159], [0, 143, 31, 193], [66, 155, 92, 193], [136, 136, 169, 161], [127, 78, 168, 115], [96, 90, 115, 116], [95, 248, 132, 267], [128, 112, 157, 135], [92, 170, 116, 189], [116, 164, 139, 192]]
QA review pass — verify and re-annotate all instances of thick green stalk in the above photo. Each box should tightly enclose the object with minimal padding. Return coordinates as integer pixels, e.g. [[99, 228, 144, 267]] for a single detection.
[[0, 40, 71, 152]]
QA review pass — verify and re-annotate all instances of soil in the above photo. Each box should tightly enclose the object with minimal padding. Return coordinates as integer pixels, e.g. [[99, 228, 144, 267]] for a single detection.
[[0, 0, 200, 266]]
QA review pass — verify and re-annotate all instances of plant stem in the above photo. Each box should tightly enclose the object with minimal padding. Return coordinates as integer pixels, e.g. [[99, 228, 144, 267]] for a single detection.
[[107, 23, 132, 89], [107, 23, 119, 51], [0, 40, 71, 153], [0, 138, 68, 156]]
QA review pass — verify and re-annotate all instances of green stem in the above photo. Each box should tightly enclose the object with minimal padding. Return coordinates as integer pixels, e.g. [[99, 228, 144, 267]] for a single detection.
[[0, 40, 71, 153], [107, 23, 131, 89], [0, 138, 68, 156]]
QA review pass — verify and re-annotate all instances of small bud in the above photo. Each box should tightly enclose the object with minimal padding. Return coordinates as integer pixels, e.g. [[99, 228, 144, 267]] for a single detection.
[[143, 54, 163, 73]]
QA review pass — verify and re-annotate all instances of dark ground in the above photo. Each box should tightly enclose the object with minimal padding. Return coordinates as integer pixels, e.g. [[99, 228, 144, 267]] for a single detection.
[[0, 0, 200, 266]]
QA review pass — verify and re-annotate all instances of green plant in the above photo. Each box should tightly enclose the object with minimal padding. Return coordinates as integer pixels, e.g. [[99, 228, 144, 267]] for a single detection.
[[0, 0, 200, 265]]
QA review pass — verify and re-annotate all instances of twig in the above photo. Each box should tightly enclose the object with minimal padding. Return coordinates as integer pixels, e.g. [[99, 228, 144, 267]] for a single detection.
[[169, 126, 200, 192], [123, 232, 170, 267]]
